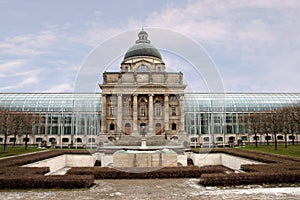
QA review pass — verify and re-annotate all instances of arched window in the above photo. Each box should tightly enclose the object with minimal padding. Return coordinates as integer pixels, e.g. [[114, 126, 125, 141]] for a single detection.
[[253, 136, 260, 141], [138, 64, 149, 72], [62, 138, 69, 143], [49, 138, 56, 143], [155, 123, 162, 135], [171, 123, 176, 130], [110, 123, 115, 131], [229, 136, 235, 142], [125, 123, 131, 135], [277, 135, 284, 140], [265, 135, 272, 140], [241, 136, 248, 141], [76, 138, 82, 143]]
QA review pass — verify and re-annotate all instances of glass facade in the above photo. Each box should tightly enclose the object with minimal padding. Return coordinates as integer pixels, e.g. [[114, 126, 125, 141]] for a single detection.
[[1, 93, 300, 146]]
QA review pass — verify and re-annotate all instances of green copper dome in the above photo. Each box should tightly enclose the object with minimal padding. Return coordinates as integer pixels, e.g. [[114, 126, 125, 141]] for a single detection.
[[124, 29, 162, 60]]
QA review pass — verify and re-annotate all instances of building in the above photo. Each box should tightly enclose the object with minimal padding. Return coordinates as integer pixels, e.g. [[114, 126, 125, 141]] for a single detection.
[[1, 30, 300, 147]]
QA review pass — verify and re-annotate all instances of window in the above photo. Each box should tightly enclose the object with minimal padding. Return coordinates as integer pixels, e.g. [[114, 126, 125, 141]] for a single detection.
[[229, 136, 235, 142], [253, 136, 260, 141], [216, 137, 223, 142], [36, 138, 43, 143], [138, 64, 148, 72], [110, 123, 115, 131], [125, 107, 131, 116], [155, 106, 161, 116], [289, 135, 295, 140], [125, 67, 129, 72], [226, 115, 232, 123], [88, 138, 96, 143], [157, 66, 161, 72], [277, 135, 284, 140], [52, 117, 58, 124], [62, 138, 69, 143], [141, 107, 146, 116], [0, 138, 2, 143], [51, 126, 58, 134], [64, 117, 71, 124], [23, 138, 29, 142], [203, 137, 209, 142], [190, 137, 198, 142], [110, 106, 115, 116], [241, 136, 248, 141], [171, 123, 176, 130], [76, 138, 82, 143], [171, 107, 176, 116], [265, 135, 272, 140], [9, 138, 16, 143], [49, 138, 56, 143], [214, 116, 221, 123]]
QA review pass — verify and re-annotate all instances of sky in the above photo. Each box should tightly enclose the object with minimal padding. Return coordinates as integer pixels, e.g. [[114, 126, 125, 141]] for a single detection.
[[0, 0, 300, 93]]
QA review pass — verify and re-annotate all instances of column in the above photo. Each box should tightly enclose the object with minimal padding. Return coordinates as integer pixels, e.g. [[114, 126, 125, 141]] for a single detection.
[[133, 94, 138, 134], [117, 94, 122, 133], [179, 95, 185, 132], [101, 94, 107, 133], [148, 94, 154, 134], [164, 94, 169, 132]]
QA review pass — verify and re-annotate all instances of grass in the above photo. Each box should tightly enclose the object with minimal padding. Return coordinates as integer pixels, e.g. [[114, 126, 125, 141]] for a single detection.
[[0, 146, 45, 158], [243, 144, 300, 158]]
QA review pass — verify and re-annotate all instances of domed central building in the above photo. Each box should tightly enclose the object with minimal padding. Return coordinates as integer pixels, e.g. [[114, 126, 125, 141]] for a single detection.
[[100, 29, 186, 139]]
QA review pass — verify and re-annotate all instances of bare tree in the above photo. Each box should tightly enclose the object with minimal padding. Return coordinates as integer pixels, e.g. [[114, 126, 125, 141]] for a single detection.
[[0, 109, 37, 151], [246, 113, 263, 148], [0, 109, 12, 152]]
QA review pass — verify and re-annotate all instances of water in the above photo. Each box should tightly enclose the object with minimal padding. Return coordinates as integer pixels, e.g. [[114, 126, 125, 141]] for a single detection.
[[1, 179, 300, 200]]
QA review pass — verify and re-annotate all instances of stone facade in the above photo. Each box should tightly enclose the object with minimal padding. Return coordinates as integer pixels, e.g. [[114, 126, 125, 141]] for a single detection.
[[99, 30, 186, 138]]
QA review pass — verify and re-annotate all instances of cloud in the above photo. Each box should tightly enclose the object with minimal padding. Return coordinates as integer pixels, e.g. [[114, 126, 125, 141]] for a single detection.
[[1, 0, 300, 92], [45, 83, 74, 93], [0, 68, 42, 91], [0, 30, 57, 56]]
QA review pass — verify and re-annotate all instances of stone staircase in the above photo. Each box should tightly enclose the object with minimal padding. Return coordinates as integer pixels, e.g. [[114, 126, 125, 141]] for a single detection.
[[113, 135, 169, 146]]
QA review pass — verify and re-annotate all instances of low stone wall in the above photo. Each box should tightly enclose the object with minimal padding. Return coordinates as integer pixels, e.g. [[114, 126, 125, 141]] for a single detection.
[[191, 153, 263, 170], [23, 154, 95, 174], [113, 149, 177, 168]]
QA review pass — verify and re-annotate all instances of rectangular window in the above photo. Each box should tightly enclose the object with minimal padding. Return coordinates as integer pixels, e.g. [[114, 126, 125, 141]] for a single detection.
[[110, 106, 115, 116], [171, 107, 176, 116], [155, 107, 161, 116], [141, 107, 145, 116]]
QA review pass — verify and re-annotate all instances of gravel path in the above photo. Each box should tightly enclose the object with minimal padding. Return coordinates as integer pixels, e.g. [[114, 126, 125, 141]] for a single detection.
[[1, 179, 300, 200]]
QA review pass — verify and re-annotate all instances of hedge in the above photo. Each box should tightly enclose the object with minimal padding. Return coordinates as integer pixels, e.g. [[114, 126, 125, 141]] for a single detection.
[[67, 165, 232, 179], [0, 150, 94, 189], [0, 175, 95, 189], [199, 171, 300, 186]]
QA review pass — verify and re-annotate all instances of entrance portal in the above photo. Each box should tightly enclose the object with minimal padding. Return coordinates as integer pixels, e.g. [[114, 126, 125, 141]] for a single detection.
[[124, 123, 131, 135], [140, 123, 146, 137], [155, 123, 162, 135]]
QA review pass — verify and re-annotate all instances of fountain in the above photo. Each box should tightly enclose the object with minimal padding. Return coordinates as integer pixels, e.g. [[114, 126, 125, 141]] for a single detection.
[[96, 134, 189, 168]]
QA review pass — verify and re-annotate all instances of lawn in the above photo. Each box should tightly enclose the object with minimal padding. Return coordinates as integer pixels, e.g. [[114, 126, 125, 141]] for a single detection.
[[243, 144, 300, 158], [0, 146, 45, 158]]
